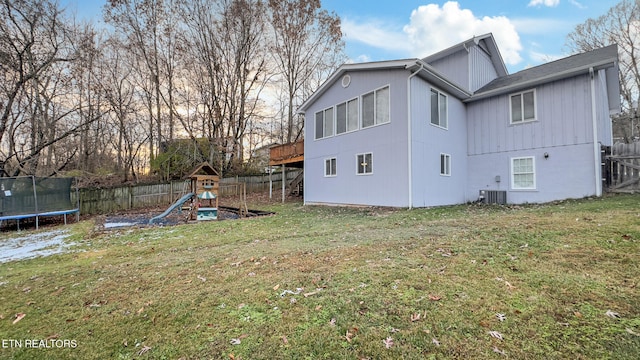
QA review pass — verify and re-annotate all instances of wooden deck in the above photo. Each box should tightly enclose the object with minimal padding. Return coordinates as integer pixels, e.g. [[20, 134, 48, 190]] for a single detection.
[[269, 140, 304, 167]]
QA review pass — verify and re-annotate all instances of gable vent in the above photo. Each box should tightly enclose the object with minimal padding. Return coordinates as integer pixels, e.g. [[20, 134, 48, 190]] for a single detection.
[[479, 190, 507, 205]]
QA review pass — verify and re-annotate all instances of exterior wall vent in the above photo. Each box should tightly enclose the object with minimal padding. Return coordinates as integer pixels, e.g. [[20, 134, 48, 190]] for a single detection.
[[479, 190, 507, 205]]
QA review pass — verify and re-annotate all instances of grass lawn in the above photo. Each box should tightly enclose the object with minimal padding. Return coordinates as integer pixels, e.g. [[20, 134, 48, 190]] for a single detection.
[[0, 193, 639, 359]]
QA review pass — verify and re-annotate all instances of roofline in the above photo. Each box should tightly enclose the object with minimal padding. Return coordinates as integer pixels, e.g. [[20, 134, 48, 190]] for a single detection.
[[465, 58, 617, 103], [422, 33, 508, 77], [297, 59, 415, 114], [408, 60, 473, 99]]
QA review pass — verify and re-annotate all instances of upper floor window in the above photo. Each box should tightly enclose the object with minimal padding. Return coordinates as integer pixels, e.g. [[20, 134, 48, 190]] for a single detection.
[[510, 89, 536, 124], [430, 89, 448, 129], [315, 107, 334, 140], [336, 98, 359, 134], [362, 86, 390, 128]]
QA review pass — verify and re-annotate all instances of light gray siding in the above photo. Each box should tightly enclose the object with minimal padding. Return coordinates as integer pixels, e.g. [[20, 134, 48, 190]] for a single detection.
[[427, 50, 469, 91], [303, 69, 410, 207], [410, 77, 468, 206], [465, 73, 604, 203], [469, 45, 499, 92], [467, 74, 594, 156]]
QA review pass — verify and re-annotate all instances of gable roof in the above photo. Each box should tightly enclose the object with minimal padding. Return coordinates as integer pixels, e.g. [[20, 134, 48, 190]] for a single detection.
[[186, 162, 219, 178], [422, 33, 508, 78], [468, 44, 619, 102]]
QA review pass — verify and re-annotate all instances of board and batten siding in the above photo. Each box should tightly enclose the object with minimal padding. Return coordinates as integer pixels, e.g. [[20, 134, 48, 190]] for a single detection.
[[427, 50, 469, 91], [469, 45, 499, 93], [465, 71, 614, 204], [303, 69, 410, 207], [409, 76, 468, 206], [467, 74, 595, 156]]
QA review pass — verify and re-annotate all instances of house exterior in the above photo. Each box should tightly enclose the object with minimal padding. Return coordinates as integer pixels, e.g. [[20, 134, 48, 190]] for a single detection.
[[299, 33, 621, 207]]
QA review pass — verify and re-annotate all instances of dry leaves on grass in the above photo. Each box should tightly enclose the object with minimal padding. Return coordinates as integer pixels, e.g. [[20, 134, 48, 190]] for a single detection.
[[488, 330, 504, 340], [137, 345, 151, 355], [13, 313, 25, 324], [383, 336, 394, 349], [345, 327, 358, 343], [605, 310, 620, 319]]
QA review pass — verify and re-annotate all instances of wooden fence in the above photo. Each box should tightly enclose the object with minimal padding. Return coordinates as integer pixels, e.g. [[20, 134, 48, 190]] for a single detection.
[[74, 170, 302, 215], [604, 142, 640, 193]]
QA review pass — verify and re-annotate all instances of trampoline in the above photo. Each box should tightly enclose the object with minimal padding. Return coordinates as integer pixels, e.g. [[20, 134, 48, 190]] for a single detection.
[[0, 176, 79, 230]]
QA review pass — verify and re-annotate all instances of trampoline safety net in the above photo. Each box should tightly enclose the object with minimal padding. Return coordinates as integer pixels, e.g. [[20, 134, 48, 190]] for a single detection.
[[0, 177, 75, 216]]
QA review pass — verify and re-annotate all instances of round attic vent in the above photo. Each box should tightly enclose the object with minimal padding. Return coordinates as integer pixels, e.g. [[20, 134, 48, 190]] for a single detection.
[[341, 74, 351, 88]]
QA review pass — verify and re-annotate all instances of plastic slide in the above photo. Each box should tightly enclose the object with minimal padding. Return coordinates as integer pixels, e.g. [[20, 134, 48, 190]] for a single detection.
[[148, 193, 195, 224]]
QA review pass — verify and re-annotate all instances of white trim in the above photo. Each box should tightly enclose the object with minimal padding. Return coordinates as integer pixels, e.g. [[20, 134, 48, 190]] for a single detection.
[[335, 97, 359, 135], [324, 157, 337, 177], [361, 84, 391, 129], [589, 67, 602, 196], [509, 89, 537, 124], [356, 152, 373, 175], [440, 153, 451, 176], [430, 88, 449, 130], [510, 156, 536, 190]]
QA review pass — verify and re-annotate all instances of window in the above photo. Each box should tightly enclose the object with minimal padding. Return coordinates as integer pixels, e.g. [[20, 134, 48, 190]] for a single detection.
[[314, 107, 334, 139], [361, 86, 390, 128], [510, 89, 536, 124], [325, 158, 337, 177], [511, 157, 536, 189], [430, 89, 448, 128], [440, 153, 451, 176], [336, 98, 359, 134], [357, 153, 372, 175]]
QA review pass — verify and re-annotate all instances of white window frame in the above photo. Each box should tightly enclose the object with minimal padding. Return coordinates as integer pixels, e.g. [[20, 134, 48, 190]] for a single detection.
[[314, 106, 334, 140], [324, 157, 337, 177], [511, 156, 536, 190], [356, 152, 373, 175], [440, 153, 451, 176], [336, 97, 359, 135], [509, 89, 537, 124], [430, 88, 448, 129], [361, 85, 390, 129]]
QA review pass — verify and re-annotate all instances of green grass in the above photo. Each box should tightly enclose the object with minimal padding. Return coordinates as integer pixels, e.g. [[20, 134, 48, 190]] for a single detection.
[[0, 194, 639, 359]]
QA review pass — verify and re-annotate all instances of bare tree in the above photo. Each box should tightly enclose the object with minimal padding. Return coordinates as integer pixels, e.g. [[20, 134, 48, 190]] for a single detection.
[[104, 0, 182, 162], [181, 0, 270, 175], [267, 0, 344, 143], [566, 0, 640, 142], [0, 0, 99, 176]]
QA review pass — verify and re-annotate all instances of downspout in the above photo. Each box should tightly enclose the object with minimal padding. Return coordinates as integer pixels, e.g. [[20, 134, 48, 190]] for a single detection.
[[589, 67, 602, 197], [407, 63, 425, 209]]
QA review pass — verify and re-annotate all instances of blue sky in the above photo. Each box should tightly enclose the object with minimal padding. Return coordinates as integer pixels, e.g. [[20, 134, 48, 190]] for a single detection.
[[62, 0, 618, 73]]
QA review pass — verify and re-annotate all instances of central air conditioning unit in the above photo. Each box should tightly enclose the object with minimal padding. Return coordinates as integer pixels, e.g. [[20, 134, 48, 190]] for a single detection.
[[479, 190, 507, 205]]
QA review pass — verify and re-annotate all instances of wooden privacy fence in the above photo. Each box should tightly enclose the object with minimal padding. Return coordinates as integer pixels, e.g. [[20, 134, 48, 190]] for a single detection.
[[603, 142, 640, 193], [74, 170, 302, 215]]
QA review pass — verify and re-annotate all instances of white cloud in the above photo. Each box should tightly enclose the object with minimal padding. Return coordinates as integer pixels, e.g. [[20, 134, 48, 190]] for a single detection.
[[528, 0, 561, 7], [402, 2, 523, 65], [341, 17, 411, 54], [568, 0, 587, 10]]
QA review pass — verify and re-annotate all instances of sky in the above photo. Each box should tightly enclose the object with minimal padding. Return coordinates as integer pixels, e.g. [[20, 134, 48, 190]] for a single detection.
[[61, 0, 619, 74]]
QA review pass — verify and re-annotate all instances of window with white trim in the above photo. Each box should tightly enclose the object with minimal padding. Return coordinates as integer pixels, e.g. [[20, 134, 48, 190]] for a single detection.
[[510, 89, 536, 124], [511, 156, 536, 189], [314, 107, 334, 140], [430, 89, 448, 128], [336, 98, 358, 134], [440, 153, 451, 176], [325, 158, 337, 177], [361, 86, 389, 128], [356, 153, 372, 175]]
